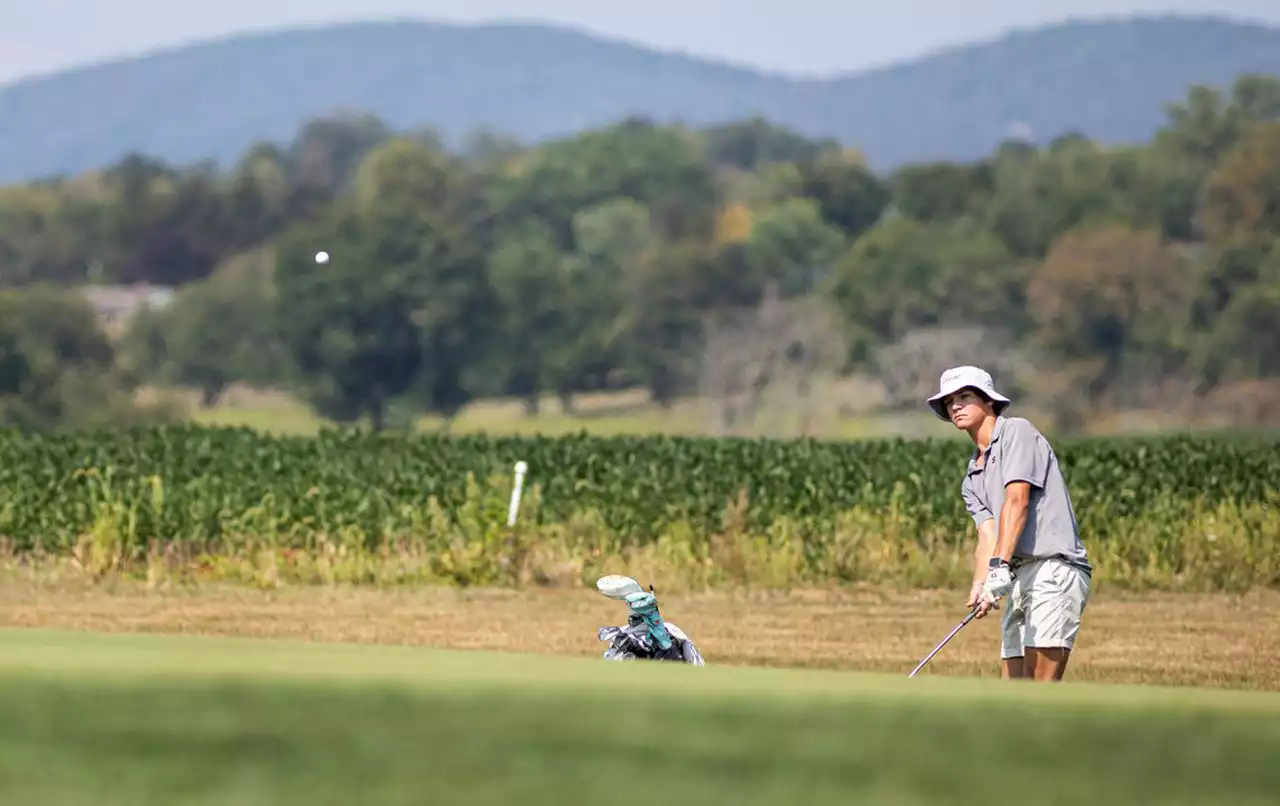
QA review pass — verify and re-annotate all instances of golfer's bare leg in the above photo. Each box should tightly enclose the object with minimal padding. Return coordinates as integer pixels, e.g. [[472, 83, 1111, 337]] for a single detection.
[[1002, 657, 1025, 678], [1023, 647, 1071, 681]]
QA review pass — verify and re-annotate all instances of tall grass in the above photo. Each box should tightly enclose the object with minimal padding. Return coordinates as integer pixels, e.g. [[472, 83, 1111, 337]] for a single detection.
[[4, 426, 1278, 550], [17, 470, 1277, 595]]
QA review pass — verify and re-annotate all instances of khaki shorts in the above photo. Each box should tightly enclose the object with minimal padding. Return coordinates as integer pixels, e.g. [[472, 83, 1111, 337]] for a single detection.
[[1000, 557, 1091, 659]]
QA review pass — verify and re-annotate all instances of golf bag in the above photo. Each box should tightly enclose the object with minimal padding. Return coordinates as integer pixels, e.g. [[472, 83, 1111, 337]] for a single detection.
[[596, 580, 705, 665]]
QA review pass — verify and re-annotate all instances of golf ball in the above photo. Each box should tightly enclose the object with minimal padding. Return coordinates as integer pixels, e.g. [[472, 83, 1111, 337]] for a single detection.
[[315, 251, 329, 264]]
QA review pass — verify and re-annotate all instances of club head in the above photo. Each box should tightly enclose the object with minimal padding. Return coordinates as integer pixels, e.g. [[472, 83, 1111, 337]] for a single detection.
[[596, 574, 645, 600]]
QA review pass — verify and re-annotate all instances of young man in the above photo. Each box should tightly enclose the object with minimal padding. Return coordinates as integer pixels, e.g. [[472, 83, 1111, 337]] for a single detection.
[[926, 366, 1092, 681]]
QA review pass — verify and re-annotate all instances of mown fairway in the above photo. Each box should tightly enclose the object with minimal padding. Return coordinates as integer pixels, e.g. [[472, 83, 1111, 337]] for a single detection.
[[0, 627, 1277, 806]]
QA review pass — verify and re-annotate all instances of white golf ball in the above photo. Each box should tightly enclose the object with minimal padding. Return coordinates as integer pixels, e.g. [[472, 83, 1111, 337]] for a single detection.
[[315, 251, 329, 264]]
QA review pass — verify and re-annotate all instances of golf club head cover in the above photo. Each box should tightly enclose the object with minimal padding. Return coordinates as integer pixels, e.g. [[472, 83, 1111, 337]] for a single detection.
[[622, 590, 673, 650]]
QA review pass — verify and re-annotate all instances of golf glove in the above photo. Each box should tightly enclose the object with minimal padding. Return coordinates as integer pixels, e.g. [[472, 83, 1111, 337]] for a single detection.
[[981, 562, 1013, 604]]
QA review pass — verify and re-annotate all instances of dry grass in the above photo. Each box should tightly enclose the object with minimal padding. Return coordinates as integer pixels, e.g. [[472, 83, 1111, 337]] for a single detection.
[[3, 571, 1277, 691]]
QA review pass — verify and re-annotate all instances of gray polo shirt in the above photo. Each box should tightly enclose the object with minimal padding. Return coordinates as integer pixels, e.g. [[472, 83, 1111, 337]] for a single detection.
[[960, 416, 1092, 574]]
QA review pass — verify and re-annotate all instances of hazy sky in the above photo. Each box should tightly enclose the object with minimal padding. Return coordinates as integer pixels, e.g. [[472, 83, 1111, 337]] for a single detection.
[[4, 0, 1279, 84]]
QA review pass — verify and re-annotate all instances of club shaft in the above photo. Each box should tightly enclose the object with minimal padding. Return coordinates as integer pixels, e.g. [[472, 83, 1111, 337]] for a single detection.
[[908, 609, 978, 678]]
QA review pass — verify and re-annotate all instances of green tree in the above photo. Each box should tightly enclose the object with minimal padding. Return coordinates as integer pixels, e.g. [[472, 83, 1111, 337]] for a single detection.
[[554, 198, 656, 404], [1104, 145, 1203, 241], [1149, 74, 1280, 240], [701, 118, 838, 170], [798, 152, 890, 238], [742, 198, 847, 297], [721, 162, 806, 210], [826, 217, 1023, 364], [272, 205, 426, 430], [617, 239, 707, 406], [889, 162, 991, 223], [1197, 121, 1280, 243], [273, 138, 491, 429], [1156, 75, 1280, 168], [1026, 225, 1195, 402], [127, 248, 284, 406], [1196, 277, 1280, 384], [287, 113, 392, 192], [0, 184, 100, 285], [485, 219, 571, 412], [982, 138, 1136, 258], [1187, 238, 1280, 386], [489, 119, 720, 247], [0, 286, 170, 429]]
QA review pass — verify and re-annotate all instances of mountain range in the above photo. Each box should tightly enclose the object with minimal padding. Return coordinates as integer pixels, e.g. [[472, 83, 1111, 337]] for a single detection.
[[2, 14, 1280, 183]]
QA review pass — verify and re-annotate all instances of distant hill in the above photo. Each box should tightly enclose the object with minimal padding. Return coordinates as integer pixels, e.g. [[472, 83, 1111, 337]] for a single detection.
[[2, 14, 1280, 182]]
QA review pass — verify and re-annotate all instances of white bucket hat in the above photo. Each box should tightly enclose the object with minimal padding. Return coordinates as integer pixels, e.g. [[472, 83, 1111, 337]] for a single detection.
[[926, 365, 1011, 421]]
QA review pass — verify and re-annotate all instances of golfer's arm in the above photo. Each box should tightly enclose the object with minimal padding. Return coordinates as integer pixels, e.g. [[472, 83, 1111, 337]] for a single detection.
[[972, 519, 997, 583], [994, 482, 1031, 562]]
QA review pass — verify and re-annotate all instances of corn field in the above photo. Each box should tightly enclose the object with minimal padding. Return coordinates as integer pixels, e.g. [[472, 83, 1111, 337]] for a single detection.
[[0, 424, 1274, 545], [1, 425, 1277, 592]]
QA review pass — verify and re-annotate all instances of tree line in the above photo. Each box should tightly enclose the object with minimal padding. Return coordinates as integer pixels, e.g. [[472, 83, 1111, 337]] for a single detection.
[[1, 74, 1278, 432]]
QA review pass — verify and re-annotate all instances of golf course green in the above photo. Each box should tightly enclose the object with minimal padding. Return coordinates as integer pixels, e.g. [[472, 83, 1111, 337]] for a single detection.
[[0, 628, 1276, 805]]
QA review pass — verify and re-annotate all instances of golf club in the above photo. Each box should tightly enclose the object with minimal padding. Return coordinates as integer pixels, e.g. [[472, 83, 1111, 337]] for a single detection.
[[907, 606, 979, 678]]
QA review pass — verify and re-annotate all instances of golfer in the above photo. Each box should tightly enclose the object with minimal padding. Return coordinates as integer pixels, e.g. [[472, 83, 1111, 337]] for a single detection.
[[926, 366, 1092, 681]]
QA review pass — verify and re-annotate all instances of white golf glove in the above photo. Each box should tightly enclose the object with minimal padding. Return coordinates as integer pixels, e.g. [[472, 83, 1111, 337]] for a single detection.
[[981, 561, 1013, 605]]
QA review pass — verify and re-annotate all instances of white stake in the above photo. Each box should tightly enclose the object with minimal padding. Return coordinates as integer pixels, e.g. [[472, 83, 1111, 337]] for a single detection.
[[506, 460, 528, 527]]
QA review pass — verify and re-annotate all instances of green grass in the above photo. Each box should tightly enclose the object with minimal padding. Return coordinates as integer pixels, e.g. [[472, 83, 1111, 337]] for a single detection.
[[0, 628, 1278, 805]]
